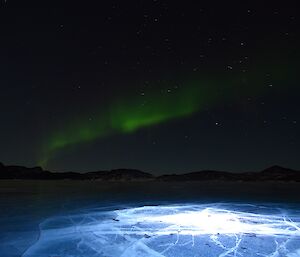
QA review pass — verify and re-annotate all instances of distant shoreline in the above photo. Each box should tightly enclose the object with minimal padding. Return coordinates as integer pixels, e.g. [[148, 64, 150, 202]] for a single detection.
[[1, 163, 300, 182]]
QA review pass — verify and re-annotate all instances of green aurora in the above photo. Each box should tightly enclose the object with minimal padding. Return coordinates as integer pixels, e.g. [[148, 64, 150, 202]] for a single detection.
[[39, 61, 296, 168], [39, 84, 211, 167]]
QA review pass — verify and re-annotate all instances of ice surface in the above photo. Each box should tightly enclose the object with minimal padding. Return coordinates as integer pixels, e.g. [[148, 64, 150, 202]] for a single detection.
[[19, 203, 300, 257], [2, 181, 300, 257]]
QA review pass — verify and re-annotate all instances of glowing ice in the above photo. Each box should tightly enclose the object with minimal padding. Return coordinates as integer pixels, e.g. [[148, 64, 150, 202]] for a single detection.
[[22, 203, 300, 257]]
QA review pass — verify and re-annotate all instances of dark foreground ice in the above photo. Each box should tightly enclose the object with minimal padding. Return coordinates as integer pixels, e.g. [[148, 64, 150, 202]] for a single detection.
[[1, 181, 300, 257]]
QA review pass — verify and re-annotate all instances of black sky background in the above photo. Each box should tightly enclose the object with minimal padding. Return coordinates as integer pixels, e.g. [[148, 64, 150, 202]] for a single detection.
[[0, 1, 299, 174]]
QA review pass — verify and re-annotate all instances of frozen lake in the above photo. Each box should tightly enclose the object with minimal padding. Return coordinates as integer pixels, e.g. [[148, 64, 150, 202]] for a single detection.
[[1, 180, 300, 257]]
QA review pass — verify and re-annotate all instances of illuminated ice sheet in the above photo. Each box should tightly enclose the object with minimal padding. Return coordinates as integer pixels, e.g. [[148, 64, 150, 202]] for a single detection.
[[22, 203, 300, 257]]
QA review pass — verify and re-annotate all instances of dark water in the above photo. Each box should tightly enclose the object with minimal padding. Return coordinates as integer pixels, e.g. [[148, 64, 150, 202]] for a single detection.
[[1, 180, 300, 257]]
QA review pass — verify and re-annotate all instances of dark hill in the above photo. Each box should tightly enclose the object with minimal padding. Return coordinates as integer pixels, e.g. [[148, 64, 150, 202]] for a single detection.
[[157, 170, 236, 181], [85, 169, 153, 180], [0, 163, 51, 179]]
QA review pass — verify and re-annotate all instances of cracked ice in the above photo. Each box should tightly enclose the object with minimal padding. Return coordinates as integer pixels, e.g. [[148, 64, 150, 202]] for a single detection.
[[22, 203, 300, 257]]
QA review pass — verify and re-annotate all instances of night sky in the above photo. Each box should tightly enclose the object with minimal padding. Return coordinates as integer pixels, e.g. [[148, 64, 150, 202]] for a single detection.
[[0, 1, 299, 174]]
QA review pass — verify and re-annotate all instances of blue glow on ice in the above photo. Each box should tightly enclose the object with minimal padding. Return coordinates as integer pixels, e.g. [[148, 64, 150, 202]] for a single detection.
[[19, 203, 300, 257]]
